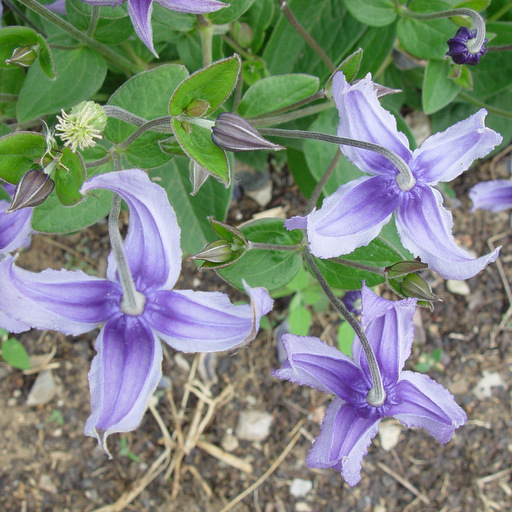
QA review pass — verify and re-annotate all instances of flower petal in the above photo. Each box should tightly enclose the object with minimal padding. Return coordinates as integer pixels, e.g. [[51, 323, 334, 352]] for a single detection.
[[388, 370, 466, 443], [470, 180, 512, 213], [127, 0, 157, 57], [273, 334, 369, 399], [147, 284, 273, 352], [0, 255, 115, 334], [156, 0, 227, 13], [0, 203, 32, 255], [287, 176, 400, 258], [81, 169, 182, 290], [84, 315, 162, 456], [396, 185, 499, 280], [306, 399, 380, 487], [412, 109, 502, 185], [333, 72, 412, 176], [353, 285, 416, 388]]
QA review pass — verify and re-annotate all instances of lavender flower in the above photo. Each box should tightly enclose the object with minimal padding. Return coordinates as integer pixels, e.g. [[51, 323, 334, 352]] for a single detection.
[[470, 179, 512, 213], [286, 73, 502, 280], [447, 27, 487, 65], [0, 183, 33, 255], [274, 284, 466, 486], [80, 0, 228, 56], [0, 169, 273, 454]]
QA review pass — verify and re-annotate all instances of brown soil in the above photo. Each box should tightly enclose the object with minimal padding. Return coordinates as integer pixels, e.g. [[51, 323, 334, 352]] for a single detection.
[[1, 155, 511, 512]]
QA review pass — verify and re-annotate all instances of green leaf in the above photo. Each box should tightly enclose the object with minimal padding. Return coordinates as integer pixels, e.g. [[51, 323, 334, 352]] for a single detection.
[[467, 50, 512, 99], [149, 157, 232, 255], [453, 0, 490, 11], [451, 65, 473, 89], [344, 0, 397, 27], [66, 0, 134, 45], [302, 108, 362, 197], [17, 48, 106, 123], [337, 321, 354, 357], [32, 163, 113, 233], [423, 59, 461, 114], [0, 26, 55, 79], [1, 337, 30, 370], [208, 0, 255, 24], [397, 0, 455, 60], [169, 55, 241, 117], [288, 305, 312, 336], [171, 119, 229, 184], [263, 0, 366, 79], [245, 0, 275, 52], [487, 22, 512, 46], [312, 237, 405, 290], [237, 74, 319, 118], [105, 64, 189, 168], [218, 219, 303, 292], [53, 149, 86, 206], [0, 132, 46, 184], [0, 68, 25, 120]]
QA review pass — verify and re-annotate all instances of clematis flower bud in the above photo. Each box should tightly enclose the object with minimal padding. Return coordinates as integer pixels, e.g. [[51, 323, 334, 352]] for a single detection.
[[55, 101, 107, 152], [447, 27, 487, 65], [400, 273, 441, 302], [212, 113, 286, 152], [5, 45, 39, 68], [7, 169, 55, 212], [386, 260, 428, 279]]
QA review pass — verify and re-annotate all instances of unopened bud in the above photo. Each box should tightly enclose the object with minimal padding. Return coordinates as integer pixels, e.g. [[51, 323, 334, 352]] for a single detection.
[[55, 101, 107, 152], [447, 27, 487, 65], [400, 273, 441, 302], [209, 217, 247, 246], [192, 240, 236, 265], [232, 22, 253, 48], [386, 260, 428, 278], [5, 45, 39, 68], [185, 99, 210, 117], [7, 169, 55, 212], [212, 113, 286, 152]]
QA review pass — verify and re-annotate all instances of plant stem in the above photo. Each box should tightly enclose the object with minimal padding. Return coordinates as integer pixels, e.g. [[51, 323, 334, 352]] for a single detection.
[[249, 90, 326, 120], [278, 0, 335, 72], [117, 117, 173, 150], [303, 247, 386, 406], [400, 7, 486, 54], [108, 193, 146, 316], [248, 242, 302, 252], [87, 6, 100, 37], [458, 92, 512, 119], [330, 257, 386, 276], [197, 14, 214, 67], [248, 101, 334, 127], [306, 149, 341, 211], [16, 0, 141, 75], [258, 127, 415, 191]]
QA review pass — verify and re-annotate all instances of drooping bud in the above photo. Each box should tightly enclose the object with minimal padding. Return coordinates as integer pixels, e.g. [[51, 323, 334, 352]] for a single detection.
[[5, 45, 39, 68], [447, 27, 487, 65], [400, 273, 441, 302], [7, 169, 55, 212], [386, 260, 428, 279], [55, 101, 108, 152], [212, 113, 286, 152]]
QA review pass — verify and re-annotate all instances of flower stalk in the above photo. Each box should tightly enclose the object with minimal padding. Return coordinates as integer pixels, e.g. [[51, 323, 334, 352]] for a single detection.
[[303, 246, 386, 406]]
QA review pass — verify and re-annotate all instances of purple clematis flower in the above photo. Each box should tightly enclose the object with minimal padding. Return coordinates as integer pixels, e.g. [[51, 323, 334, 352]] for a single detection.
[[0, 169, 273, 453], [470, 179, 512, 213], [274, 284, 466, 486], [0, 183, 33, 256], [80, 0, 228, 56], [286, 72, 502, 280]]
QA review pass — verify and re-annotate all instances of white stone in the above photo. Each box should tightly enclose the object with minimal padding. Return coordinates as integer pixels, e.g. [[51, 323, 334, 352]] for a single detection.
[[472, 371, 506, 399], [235, 410, 273, 441], [446, 279, 471, 296], [289, 478, 313, 498], [26, 369, 56, 406], [378, 422, 402, 451]]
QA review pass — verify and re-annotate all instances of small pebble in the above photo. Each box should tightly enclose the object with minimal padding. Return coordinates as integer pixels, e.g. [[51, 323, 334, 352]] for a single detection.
[[378, 422, 401, 451], [38, 474, 57, 494], [290, 478, 313, 498], [472, 371, 506, 399], [235, 410, 273, 442], [26, 369, 56, 406], [446, 280, 471, 296], [221, 433, 239, 452], [295, 503, 312, 512]]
